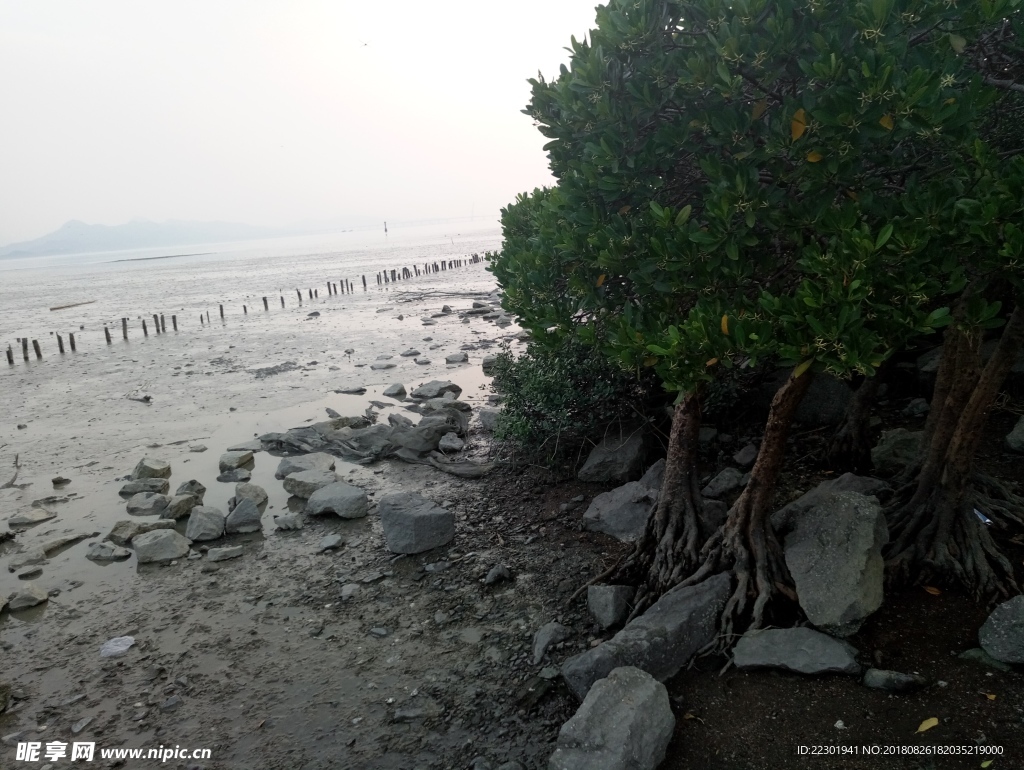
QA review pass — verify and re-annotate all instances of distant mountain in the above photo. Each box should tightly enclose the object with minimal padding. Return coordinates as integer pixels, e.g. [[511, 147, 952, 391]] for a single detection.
[[0, 218, 303, 258]]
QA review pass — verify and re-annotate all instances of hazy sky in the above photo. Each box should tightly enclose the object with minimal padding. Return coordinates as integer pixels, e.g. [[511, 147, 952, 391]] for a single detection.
[[0, 1, 600, 245]]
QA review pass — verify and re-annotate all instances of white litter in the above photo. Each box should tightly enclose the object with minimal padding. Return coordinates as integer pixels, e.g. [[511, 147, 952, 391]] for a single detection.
[[100, 636, 136, 658]]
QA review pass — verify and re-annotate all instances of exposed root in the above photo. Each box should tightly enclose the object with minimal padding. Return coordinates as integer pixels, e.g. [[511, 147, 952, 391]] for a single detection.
[[1, 454, 20, 489], [827, 376, 879, 473]]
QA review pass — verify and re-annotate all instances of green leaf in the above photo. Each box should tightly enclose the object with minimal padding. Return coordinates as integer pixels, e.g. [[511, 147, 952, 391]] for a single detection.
[[875, 223, 894, 250]]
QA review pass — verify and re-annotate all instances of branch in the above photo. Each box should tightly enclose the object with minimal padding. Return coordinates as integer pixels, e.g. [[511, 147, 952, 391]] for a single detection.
[[0, 454, 20, 489], [984, 77, 1024, 94]]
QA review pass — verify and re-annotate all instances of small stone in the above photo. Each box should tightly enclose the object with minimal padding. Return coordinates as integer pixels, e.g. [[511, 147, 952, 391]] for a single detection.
[[275, 452, 336, 479], [133, 530, 192, 563], [189, 444, 207, 453], [207, 546, 244, 562], [383, 383, 407, 399], [16, 566, 43, 579], [160, 695, 183, 712], [532, 622, 571, 665], [234, 482, 268, 506], [319, 534, 345, 551], [484, 564, 512, 585], [438, 432, 465, 452], [340, 583, 360, 600], [588, 585, 635, 630], [732, 444, 759, 468], [733, 627, 861, 675], [217, 468, 251, 483], [185, 506, 226, 541], [162, 494, 196, 520], [126, 492, 170, 516], [445, 351, 469, 364], [7, 583, 49, 610], [274, 514, 303, 530], [1006, 416, 1024, 453], [119, 478, 169, 497], [175, 480, 206, 504], [305, 481, 368, 518], [958, 647, 1013, 672], [701, 467, 745, 498], [283, 469, 338, 499], [862, 669, 929, 693], [218, 450, 254, 472], [86, 542, 132, 561], [978, 595, 1024, 664], [225, 498, 262, 534], [8, 508, 57, 526], [369, 627, 389, 637], [71, 717, 93, 734]]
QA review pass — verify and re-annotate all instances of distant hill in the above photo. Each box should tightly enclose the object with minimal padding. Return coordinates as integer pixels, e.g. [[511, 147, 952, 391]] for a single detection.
[[0, 219, 302, 258]]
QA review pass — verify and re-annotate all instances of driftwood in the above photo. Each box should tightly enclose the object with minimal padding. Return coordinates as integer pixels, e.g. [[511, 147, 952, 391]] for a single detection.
[[1, 454, 19, 489], [50, 300, 97, 311]]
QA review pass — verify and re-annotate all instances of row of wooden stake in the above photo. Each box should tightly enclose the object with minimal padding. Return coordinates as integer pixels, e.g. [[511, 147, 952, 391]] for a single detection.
[[5, 254, 486, 365]]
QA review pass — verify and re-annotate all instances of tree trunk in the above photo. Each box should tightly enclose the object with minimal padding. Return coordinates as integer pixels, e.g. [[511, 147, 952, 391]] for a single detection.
[[827, 375, 880, 473], [613, 393, 704, 617], [887, 305, 1024, 598], [677, 364, 814, 636]]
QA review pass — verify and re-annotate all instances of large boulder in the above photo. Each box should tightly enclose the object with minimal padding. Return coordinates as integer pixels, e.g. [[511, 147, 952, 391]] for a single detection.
[[274, 452, 336, 480], [978, 595, 1024, 664], [8, 584, 49, 610], [283, 470, 338, 499], [218, 450, 253, 472], [732, 627, 861, 675], [701, 467, 745, 499], [410, 380, 462, 399], [773, 478, 888, 637], [185, 506, 226, 541], [377, 492, 455, 554], [578, 431, 646, 484], [305, 481, 368, 519], [548, 667, 674, 770], [477, 406, 502, 432], [133, 529, 192, 563], [1007, 417, 1024, 454], [582, 460, 664, 542], [225, 498, 263, 534], [132, 458, 171, 480], [561, 573, 730, 700], [126, 492, 170, 517], [871, 429, 921, 476]]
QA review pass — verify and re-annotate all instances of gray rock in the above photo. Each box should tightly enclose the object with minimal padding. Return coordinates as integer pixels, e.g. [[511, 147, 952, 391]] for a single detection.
[[392, 413, 465, 454], [119, 478, 169, 497], [732, 627, 861, 675], [7, 583, 49, 610], [701, 499, 728, 536], [305, 481, 368, 519], [774, 488, 887, 637], [106, 519, 175, 547], [732, 444, 758, 468], [862, 668, 928, 693], [225, 498, 262, 534], [235, 482, 268, 506], [414, 358, 431, 365], [400, 349, 421, 357], [958, 647, 1013, 672], [578, 431, 645, 484], [978, 595, 1024, 664], [438, 432, 465, 452], [871, 428, 921, 476], [561, 573, 730, 700], [274, 452, 336, 479], [85, 542, 132, 561], [132, 457, 171, 480], [185, 506, 226, 541], [481, 354, 499, 375], [218, 450, 253, 471], [484, 564, 512, 585], [901, 397, 930, 417], [383, 383, 407, 399], [410, 380, 463, 399], [698, 427, 718, 446], [319, 534, 345, 551], [16, 566, 42, 579], [446, 351, 469, 364], [216, 468, 251, 482], [283, 469, 338, 498], [548, 666, 674, 770], [8, 548, 46, 571], [582, 471, 661, 543], [588, 585, 635, 630], [340, 583, 360, 599], [162, 494, 196, 520], [533, 622, 571, 665], [477, 406, 501, 432], [370, 361, 396, 370], [388, 413, 414, 429], [207, 545, 244, 562], [8, 509, 56, 526], [1006, 417, 1024, 453], [701, 467, 745, 498], [274, 514, 303, 530], [126, 492, 170, 516], [227, 439, 264, 452], [175, 480, 206, 504], [378, 492, 455, 554], [772, 473, 890, 527], [132, 529, 192, 563]]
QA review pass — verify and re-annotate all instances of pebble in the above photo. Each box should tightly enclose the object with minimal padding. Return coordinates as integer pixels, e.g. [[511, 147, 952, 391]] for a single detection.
[[71, 717, 92, 734], [160, 695, 183, 712], [369, 627, 390, 637], [483, 564, 512, 585], [319, 534, 345, 552]]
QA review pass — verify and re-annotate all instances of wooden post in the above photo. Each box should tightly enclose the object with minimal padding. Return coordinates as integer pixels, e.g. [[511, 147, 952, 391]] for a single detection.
[[243, 305, 247, 314], [122, 318, 128, 340], [206, 311, 210, 322], [219, 304, 224, 319], [22, 338, 29, 360], [160, 314, 166, 332], [57, 334, 65, 354], [362, 275, 367, 290], [32, 340, 42, 359], [308, 288, 313, 299], [5, 346, 12, 365], [104, 326, 112, 344], [263, 297, 269, 310], [328, 282, 332, 296], [69, 332, 76, 352], [142, 320, 148, 336], [314, 289, 318, 298], [200, 314, 204, 325], [153, 314, 160, 333], [296, 289, 302, 302], [172, 315, 177, 331], [280, 296, 285, 307]]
